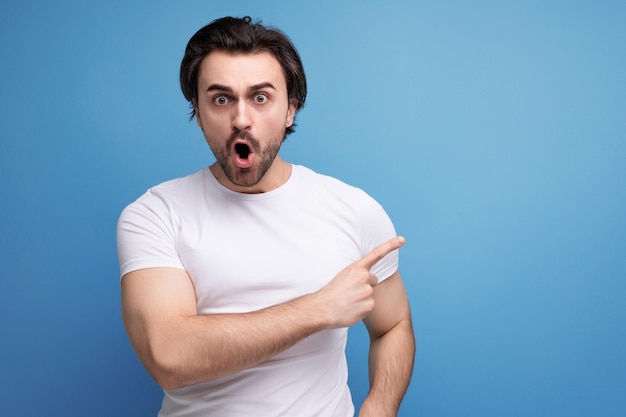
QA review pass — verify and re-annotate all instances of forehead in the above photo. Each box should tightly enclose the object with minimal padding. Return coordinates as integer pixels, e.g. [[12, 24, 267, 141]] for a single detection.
[[198, 50, 287, 90]]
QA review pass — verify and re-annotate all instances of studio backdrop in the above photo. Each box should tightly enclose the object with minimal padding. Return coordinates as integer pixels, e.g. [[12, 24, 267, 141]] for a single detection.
[[1, 1, 625, 416]]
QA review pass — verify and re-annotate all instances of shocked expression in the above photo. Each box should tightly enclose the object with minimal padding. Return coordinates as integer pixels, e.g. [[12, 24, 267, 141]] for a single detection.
[[194, 51, 297, 191]]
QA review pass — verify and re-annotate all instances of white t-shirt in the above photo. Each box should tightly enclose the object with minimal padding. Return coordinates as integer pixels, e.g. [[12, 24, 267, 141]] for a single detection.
[[117, 164, 399, 417]]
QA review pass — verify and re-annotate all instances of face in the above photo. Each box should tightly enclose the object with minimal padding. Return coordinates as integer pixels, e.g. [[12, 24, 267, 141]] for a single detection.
[[194, 50, 297, 192]]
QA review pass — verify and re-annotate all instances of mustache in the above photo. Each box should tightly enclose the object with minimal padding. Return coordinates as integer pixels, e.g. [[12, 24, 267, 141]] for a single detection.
[[226, 130, 260, 152]]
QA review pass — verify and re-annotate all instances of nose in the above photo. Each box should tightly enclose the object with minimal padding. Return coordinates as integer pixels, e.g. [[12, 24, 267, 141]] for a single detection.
[[232, 101, 251, 132]]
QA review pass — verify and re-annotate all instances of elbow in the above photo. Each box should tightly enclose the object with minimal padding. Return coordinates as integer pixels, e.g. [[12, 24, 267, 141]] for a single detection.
[[141, 337, 223, 390], [151, 368, 185, 392], [139, 341, 189, 391]]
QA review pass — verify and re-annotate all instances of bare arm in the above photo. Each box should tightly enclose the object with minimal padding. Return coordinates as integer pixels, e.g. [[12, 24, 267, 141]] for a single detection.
[[121, 237, 406, 390], [122, 267, 325, 390], [359, 271, 415, 417]]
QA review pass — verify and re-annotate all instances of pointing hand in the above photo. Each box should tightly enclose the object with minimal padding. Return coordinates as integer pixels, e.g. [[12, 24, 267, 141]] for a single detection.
[[315, 236, 405, 329]]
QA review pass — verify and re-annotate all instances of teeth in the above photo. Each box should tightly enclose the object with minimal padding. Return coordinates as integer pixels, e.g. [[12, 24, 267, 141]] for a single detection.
[[235, 143, 250, 159]]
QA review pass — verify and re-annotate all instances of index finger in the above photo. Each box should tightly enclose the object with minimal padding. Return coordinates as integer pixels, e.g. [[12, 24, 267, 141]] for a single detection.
[[359, 236, 406, 270]]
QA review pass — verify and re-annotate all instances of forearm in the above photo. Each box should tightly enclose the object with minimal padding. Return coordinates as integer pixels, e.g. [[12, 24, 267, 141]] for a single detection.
[[361, 319, 415, 417], [139, 293, 325, 390]]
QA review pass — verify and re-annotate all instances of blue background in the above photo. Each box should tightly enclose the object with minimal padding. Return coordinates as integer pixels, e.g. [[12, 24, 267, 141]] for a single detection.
[[1, 1, 625, 416]]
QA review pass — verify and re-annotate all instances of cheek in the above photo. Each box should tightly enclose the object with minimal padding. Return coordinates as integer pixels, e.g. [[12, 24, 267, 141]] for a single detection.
[[202, 112, 231, 130]]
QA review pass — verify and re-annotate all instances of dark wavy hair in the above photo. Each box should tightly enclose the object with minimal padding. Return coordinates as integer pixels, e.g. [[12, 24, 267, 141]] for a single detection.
[[180, 16, 307, 136]]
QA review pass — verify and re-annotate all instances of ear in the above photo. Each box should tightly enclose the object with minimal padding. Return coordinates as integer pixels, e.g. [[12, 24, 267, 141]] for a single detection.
[[285, 98, 298, 128], [193, 99, 203, 129]]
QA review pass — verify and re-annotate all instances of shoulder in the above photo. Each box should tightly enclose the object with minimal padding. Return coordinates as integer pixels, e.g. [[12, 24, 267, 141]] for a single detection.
[[293, 165, 384, 215], [293, 165, 371, 200], [118, 168, 209, 229], [293, 166, 398, 280], [145, 168, 208, 202], [125, 169, 208, 210]]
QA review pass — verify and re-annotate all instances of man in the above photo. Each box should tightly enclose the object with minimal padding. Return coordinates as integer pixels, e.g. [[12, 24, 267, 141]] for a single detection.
[[117, 16, 414, 417]]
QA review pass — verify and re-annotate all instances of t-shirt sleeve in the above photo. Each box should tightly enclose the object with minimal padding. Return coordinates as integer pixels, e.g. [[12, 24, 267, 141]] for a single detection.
[[356, 192, 400, 283], [116, 190, 185, 278]]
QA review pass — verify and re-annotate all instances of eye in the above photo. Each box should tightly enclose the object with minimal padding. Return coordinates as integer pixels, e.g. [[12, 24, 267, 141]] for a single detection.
[[213, 95, 230, 105], [253, 93, 269, 104]]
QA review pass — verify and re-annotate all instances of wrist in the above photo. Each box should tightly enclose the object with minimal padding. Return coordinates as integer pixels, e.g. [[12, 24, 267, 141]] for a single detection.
[[288, 291, 331, 333]]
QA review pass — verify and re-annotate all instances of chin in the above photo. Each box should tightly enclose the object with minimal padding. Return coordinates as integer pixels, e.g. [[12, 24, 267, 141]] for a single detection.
[[227, 168, 263, 188]]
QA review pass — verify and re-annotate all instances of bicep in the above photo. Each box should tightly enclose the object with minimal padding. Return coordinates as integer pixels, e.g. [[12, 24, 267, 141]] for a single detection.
[[121, 267, 197, 355], [363, 271, 411, 339]]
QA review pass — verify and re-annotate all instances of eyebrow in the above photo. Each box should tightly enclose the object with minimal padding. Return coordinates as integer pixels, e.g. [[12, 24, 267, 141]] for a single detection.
[[206, 82, 276, 93]]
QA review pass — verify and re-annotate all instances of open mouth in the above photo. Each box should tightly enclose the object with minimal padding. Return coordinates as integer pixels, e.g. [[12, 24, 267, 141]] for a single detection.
[[232, 141, 255, 169], [234, 143, 251, 160]]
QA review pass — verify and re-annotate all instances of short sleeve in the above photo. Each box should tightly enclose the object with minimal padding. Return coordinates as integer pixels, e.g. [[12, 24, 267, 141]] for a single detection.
[[356, 192, 399, 283], [116, 190, 185, 278]]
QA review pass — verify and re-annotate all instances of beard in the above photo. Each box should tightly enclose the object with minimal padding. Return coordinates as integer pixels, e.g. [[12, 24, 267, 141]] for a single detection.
[[209, 130, 284, 188]]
